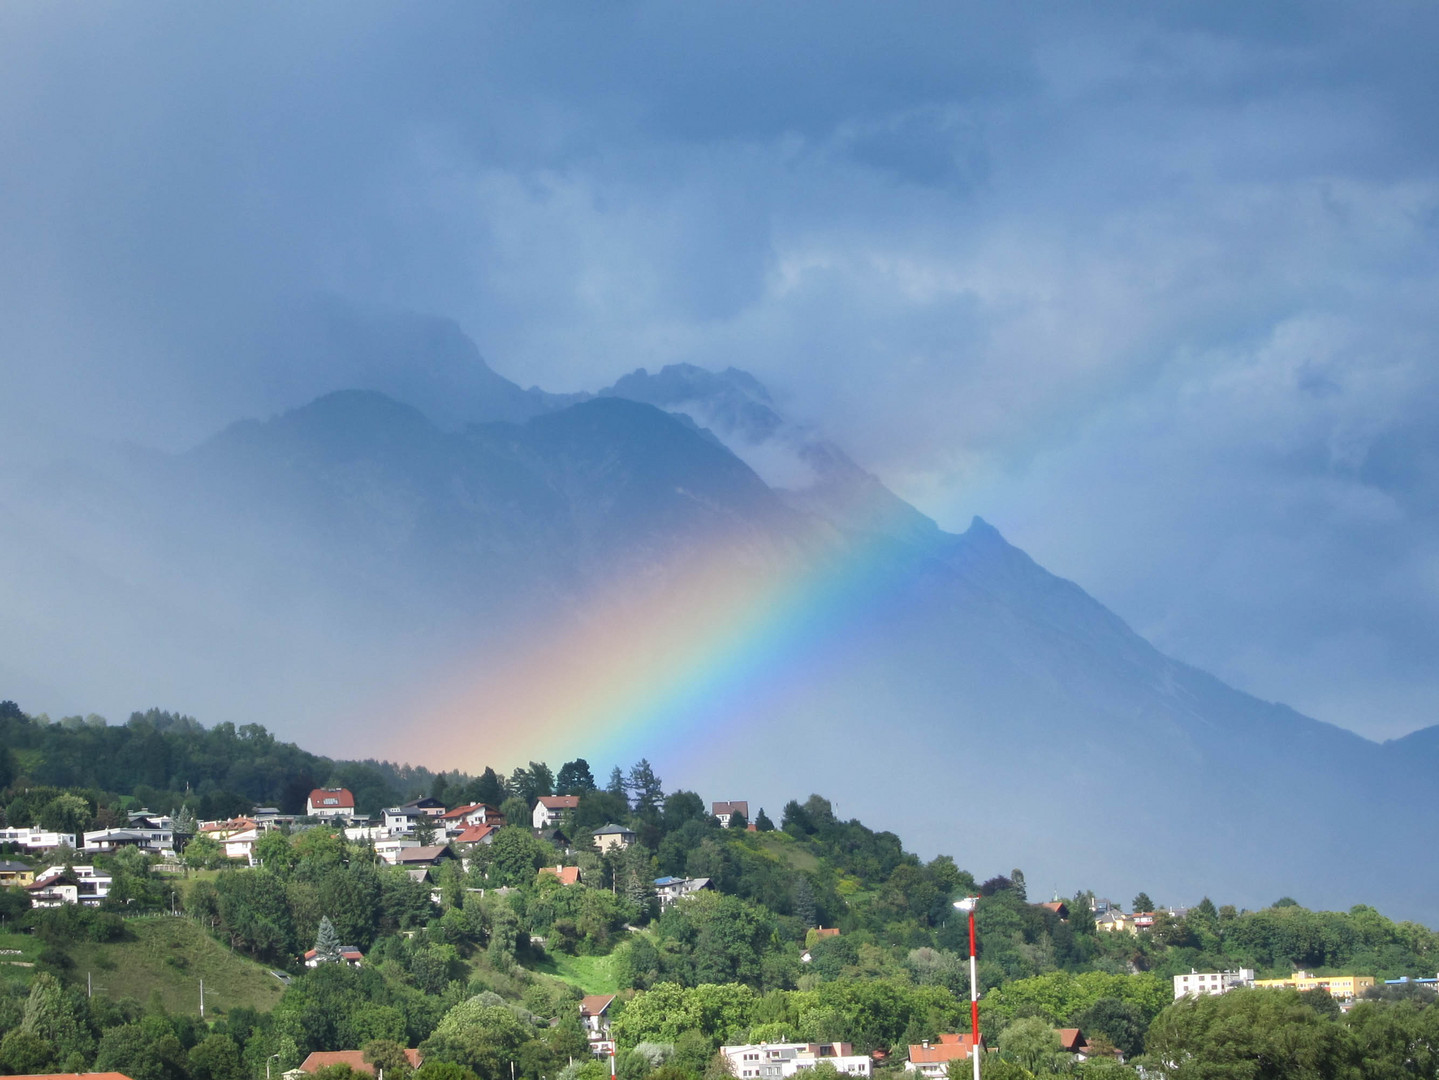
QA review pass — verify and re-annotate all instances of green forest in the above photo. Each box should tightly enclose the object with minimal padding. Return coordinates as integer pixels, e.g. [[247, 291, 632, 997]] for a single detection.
[[2, 702, 1438, 1080]]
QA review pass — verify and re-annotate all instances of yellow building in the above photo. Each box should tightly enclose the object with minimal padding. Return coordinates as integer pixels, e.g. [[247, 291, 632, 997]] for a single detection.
[[1252, 972, 1375, 1000], [0, 860, 34, 887]]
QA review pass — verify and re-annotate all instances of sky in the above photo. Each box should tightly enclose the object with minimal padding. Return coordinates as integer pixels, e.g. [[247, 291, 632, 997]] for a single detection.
[[2, 2, 1438, 741]]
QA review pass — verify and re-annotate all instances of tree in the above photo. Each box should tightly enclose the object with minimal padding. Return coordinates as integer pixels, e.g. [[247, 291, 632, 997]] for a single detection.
[[1132, 893, 1154, 913], [754, 808, 774, 832], [556, 760, 597, 796], [793, 876, 817, 929], [471, 768, 506, 808], [189, 1034, 246, 1080], [607, 766, 628, 803], [628, 759, 664, 818], [364, 1039, 416, 1080], [997, 1017, 1068, 1075], [421, 998, 532, 1080], [315, 915, 343, 963]]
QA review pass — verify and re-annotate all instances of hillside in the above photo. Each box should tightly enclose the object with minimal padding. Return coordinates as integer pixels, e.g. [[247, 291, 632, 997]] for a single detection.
[[2, 341, 1438, 920]]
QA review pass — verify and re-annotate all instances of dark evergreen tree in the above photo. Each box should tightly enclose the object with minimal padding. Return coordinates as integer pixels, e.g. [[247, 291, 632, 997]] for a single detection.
[[606, 766, 628, 803], [793, 875, 817, 928], [628, 759, 664, 818], [471, 767, 506, 807], [754, 807, 774, 832], [555, 759, 596, 795], [314, 915, 342, 963], [1132, 891, 1155, 913]]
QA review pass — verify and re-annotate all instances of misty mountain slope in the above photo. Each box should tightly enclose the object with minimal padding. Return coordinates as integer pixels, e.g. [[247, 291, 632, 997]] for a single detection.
[[601, 363, 941, 546], [3, 358, 1436, 920]]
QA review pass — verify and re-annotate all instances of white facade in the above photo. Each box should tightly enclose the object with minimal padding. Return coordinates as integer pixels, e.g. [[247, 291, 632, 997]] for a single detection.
[[721, 1044, 871, 1080], [28, 865, 112, 907], [1173, 969, 1256, 999], [0, 826, 77, 851], [375, 838, 422, 864], [533, 796, 580, 829], [83, 826, 174, 855]]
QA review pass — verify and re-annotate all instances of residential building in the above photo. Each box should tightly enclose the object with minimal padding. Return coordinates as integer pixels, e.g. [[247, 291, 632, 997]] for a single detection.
[[533, 795, 580, 829], [1251, 973, 1375, 1000], [452, 824, 498, 846], [1095, 910, 1135, 934], [200, 818, 263, 863], [0, 860, 34, 887], [0, 826, 77, 852], [723, 1042, 872, 1079], [399, 798, 447, 818], [905, 1035, 982, 1079], [653, 876, 713, 909], [1039, 900, 1070, 921], [82, 824, 174, 856], [298, 1050, 422, 1076], [539, 865, 582, 886], [306, 788, 356, 818], [391, 844, 454, 868], [374, 838, 422, 864], [382, 807, 425, 835], [1173, 969, 1256, 1000], [580, 994, 616, 1055], [26, 865, 112, 907], [303, 946, 365, 968], [1056, 1030, 1090, 1060], [592, 824, 636, 853], [440, 804, 505, 829], [712, 801, 748, 828]]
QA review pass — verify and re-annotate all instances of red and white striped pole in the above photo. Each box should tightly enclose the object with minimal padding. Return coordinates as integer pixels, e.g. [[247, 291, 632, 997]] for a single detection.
[[955, 897, 981, 1080]]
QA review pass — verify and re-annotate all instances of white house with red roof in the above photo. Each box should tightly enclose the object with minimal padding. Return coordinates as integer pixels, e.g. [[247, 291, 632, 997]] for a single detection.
[[580, 994, 616, 1055], [303, 945, 365, 968], [441, 803, 505, 829], [533, 795, 580, 829], [711, 801, 749, 828], [905, 1035, 983, 1078], [306, 788, 356, 819]]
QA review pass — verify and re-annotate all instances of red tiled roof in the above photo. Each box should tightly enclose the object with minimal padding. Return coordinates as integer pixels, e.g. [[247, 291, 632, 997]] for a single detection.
[[540, 865, 581, 885], [8, 1074, 136, 1080], [580, 994, 616, 1017], [299, 1050, 422, 1075], [303, 947, 364, 961], [455, 824, 497, 844], [1056, 1029, 1088, 1052], [813, 927, 840, 938], [307, 788, 355, 809], [909, 1035, 979, 1064], [538, 795, 580, 810], [442, 803, 501, 821]]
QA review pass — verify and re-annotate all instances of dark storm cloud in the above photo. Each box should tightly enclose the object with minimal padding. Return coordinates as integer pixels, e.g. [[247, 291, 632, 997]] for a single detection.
[[2, 1, 1438, 737]]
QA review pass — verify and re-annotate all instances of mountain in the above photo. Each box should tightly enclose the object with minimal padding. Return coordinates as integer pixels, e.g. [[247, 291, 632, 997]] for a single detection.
[[2, 328, 1435, 923]]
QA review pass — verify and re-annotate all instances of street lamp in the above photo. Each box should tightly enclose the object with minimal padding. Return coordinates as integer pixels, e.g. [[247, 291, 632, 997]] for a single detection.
[[954, 897, 981, 1080]]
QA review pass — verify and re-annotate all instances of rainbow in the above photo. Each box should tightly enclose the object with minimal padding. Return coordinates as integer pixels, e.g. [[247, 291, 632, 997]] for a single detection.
[[381, 507, 952, 777]]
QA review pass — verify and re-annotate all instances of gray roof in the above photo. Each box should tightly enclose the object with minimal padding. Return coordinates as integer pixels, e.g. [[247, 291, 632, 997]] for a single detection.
[[0, 860, 32, 872], [593, 823, 636, 836]]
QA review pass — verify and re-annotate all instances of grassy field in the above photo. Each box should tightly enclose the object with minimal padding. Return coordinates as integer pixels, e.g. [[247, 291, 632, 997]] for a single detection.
[[0, 931, 42, 989], [748, 832, 821, 873], [62, 916, 287, 1016], [531, 951, 620, 995]]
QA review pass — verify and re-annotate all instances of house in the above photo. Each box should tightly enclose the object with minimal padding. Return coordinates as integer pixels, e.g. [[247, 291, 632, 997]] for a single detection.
[[533, 827, 572, 852], [391, 844, 454, 868], [533, 795, 581, 829], [1173, 969, 1256, 1000], [82, 825, 174, 856], [580, 994, 616, 1055], [0, 860, 34, 887], [905, 1035, 982, 1079], [440, 803, 505, 828], [592, 824, 636, 853], [653, 876, 713, 909], [1040, 900, 1070, 921], [298, 1050, 422, 1076], [306, 788, 356, 819], [539, 865, 582, 886], [0, 826, 77, 852], [303, 946, 365, 968], [26, 865, 112, 908], [712, 801, 748, 828], [452, 824, 498, 846], [382, 807, 425, 835], [722, 1042, 872, 1079], [399, 797, 447, 818], [374, 837, 422, 864], [200, 818, 262, 863], [1095, 910, 1135, 934], [1056, 1030, 1089, 1059], [1251, 972, 1375, 1000]]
